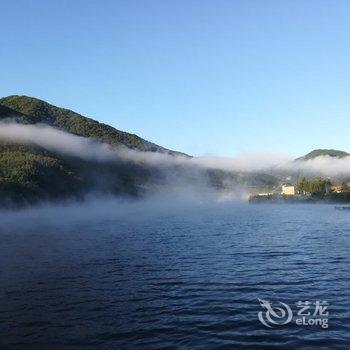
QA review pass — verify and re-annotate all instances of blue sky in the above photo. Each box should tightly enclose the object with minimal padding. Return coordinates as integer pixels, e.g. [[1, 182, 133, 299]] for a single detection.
[[1, 0, 350, 157]]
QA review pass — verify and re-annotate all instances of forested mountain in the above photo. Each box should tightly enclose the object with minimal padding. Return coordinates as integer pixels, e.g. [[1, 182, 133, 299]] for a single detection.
[[296, 149, 349, 161], [0, 96, 190, 206], [0, 95, 188, 155]]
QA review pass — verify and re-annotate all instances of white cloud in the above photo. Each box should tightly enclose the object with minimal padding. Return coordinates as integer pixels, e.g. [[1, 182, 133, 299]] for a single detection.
[[1, 122, 350, 178]]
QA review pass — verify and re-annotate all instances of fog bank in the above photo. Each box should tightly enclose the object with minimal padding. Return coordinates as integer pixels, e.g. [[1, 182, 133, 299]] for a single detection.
[[1, 121, 350, 177]]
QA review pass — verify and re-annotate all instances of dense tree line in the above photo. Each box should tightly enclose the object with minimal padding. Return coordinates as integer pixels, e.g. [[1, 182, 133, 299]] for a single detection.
[[297, 177, 350, 201]]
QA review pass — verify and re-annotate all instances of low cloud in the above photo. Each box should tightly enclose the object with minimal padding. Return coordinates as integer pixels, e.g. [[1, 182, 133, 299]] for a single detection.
[[292, 156, 350, 177], [0, 122, 118, 161], [0, 121, 350, 178]]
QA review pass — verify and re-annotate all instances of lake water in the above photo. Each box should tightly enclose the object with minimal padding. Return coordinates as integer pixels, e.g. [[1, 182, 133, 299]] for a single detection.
[[0, 201, 350, 349]]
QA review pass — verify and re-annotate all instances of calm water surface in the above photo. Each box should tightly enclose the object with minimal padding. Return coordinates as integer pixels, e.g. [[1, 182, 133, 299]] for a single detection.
[[0, 202, 349, 349]]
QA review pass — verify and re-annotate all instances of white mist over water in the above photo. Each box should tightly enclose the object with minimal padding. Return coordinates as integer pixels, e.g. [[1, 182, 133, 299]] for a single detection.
[[0, 193, 248, 231], [1, 195, 348, 349]]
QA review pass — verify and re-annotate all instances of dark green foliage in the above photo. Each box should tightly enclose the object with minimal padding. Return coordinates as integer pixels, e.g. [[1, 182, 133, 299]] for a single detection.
[[0, 142, 83, 206], [309, 178, 332, 198], [296, 177, 310, 194], [296, 177, 332, 198], [296, 177, 332, 199], [0, 140, 161, 207], [0, 105, 37, 124]]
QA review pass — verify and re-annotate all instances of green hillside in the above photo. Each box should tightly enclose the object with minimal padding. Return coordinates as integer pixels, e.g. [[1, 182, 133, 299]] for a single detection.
[[0, 95, 186, 206], [0, 95, 187, 156], [296, 149, 349, 161], [0, 139, 162, 207]]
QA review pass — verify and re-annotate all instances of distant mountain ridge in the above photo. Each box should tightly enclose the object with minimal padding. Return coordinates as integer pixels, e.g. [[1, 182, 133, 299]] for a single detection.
[[0, 95, 188, 156], [296, 149, 349, 161]]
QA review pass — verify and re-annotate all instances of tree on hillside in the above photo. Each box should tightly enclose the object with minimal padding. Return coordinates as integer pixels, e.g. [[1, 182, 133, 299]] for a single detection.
[[297, 177, 310, 194], [309, 178, 332, 198]]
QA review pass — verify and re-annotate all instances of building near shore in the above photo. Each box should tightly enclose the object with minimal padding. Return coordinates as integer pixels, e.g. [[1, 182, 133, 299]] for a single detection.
[[281, 184, 295, 196]]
